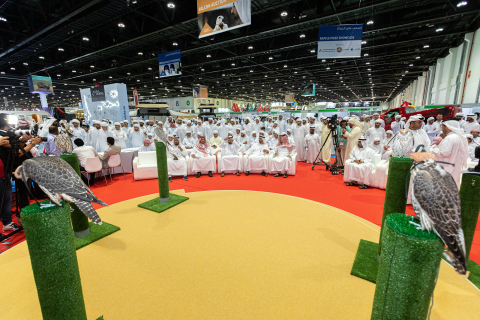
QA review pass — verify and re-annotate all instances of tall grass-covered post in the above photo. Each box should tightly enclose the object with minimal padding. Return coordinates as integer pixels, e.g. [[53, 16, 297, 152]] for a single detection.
[[155, 141, 170, 203], [60, 154, 90, 237], [378, 157, 413, 256], [459, 174, 480, 262], [371, 213, 443, 320], [21, 201, 88, 320]]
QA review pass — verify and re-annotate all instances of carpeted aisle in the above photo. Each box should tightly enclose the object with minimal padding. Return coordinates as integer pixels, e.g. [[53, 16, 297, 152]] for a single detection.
[[1, 191, 479, 320]]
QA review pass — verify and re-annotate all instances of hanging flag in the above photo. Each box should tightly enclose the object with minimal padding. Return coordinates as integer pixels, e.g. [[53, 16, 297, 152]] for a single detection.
[[134, 88, 139, 106]]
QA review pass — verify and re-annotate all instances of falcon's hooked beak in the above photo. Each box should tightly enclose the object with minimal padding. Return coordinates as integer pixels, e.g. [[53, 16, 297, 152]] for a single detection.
[[14, 165, 24, 180]]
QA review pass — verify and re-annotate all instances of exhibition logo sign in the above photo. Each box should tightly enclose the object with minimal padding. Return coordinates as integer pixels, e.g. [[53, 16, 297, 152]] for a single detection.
[[317, 24, 363, 59], [159, 50, 182, 78], [197, 0, 251, 39], [90, 86, 106, 102]]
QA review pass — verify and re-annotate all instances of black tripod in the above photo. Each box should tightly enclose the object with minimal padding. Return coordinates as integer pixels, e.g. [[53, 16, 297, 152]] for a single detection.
[[311, 127, 344, 175]]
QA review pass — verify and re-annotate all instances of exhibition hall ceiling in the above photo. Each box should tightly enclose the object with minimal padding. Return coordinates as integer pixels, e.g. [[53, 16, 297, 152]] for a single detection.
[[0, 0, 478, 108]]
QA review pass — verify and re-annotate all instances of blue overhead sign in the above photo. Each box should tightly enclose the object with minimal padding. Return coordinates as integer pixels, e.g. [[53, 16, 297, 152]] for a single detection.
[[158, 49, 182, 78], [317, 24, 363, 59]]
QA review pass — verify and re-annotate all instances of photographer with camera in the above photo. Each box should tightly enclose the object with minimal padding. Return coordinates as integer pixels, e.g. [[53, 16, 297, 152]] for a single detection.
[[0, 114, 42, 232]]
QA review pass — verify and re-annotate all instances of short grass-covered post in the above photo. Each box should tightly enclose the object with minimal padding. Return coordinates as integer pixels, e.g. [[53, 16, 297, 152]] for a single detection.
[[378, 157, 413, 255], [350, 157, 413, 282], [371, 213, 443, 320], [156, 141, 170, 203], [21, 201, 88, 320], [60, 154, 90, 237], [459, 174, 480, 262]]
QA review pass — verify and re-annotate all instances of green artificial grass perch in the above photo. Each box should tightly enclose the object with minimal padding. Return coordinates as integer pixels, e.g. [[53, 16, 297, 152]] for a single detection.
[[378, 157, 413, 256], [60, 153, 90, 235], [458, 174, 480, 264], [371, 213, 443, 320], [138, 194, 189, 213], [350, 240, 379, 283], [155, 141, 170, 202], [74, 221, 121, 250], [21, 200, 88, 320]]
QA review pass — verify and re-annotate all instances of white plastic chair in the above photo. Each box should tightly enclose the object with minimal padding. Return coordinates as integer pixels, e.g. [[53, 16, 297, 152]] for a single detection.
[[107, 154, 125, 182], [81, 157, 108, 187]]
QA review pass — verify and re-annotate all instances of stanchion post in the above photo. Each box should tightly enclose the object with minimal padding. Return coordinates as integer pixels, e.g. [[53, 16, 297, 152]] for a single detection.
[[21, 201, 88, 320], [155, 141, 170, 203], [60, 154, 90, 237]]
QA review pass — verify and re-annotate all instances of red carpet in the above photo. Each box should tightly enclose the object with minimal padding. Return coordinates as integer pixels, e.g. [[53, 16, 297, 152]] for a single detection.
[[2, 162, 479, 264]]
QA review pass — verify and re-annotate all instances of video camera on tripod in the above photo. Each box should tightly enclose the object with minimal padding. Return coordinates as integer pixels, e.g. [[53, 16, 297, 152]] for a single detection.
[[312, 114, 344, 175]]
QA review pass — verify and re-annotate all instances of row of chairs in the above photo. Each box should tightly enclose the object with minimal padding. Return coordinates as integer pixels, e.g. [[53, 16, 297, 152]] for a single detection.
[[80, 155, 126, 187]]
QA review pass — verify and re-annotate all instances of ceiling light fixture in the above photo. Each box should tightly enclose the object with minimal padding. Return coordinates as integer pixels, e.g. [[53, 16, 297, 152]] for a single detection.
[[0, 17, 7, 22], [82, 37, 89, 41], [173, 42, 178, 46], [415, 56, 420, 59], [138, 52, 143, 55], [23, 62, 28, 66], [90, 65, 94, 68], [167, 2, 175, 8], [423, 45, 429, 48], [300, 34, 305, 38], [58, 48, 64, 51], [361, 41, 367, 44], [367, 20, 374, 25], [118, 23, 125, 28], [281, 11, 288, 17], [457, 1, 467, 7], [39, 56, 44, 59], [206, 54, 211, 58], [436, 28, 443, 32]]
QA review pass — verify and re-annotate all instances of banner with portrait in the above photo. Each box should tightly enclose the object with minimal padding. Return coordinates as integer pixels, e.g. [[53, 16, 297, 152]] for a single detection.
[[197, 0, 251, 38], [158, 50, 182, 78]]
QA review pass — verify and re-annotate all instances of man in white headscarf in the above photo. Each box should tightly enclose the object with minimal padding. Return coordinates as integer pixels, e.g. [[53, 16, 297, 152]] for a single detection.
[[96, 122, 114, 152], [431, 120, 469, 188], [39, 117, 57, 137], [466, 134, 478, 162], [455, 112, 466, 128], [424, 116, 439, 142], [277, 115, 286, 133], [218, 133, 242, 177], [292, 119, 307, 161], [112, 122, 127, 149], [286, 129, 296, 146], [405, 114, 431, 157], [129, 124, 144, 148], [70, 119, 85, 148], [243, 134, 270, 176], [362, 115, 372, 134], [463, 114, 480, 134], [166, 136, 189, 182], [231, 0, 251, 25], [270, 133, 295, 178], [243, 118, 254, 138], [365, 119, 386, 145], [140, 138, 155, 152], [343, 137, 375, 189], [304, 125, 321, 164], [433, 113, 443, 133], [368, 137, 384, 155], [382, 130, 395, 160], [342, 117, 363, 161], [268, 130, 279, 150], [182, 130, 196, 155], [191, 134, 218, 178], [236, 130, 250, 153], [390, 115, 403, 135], [204, 118, 215, 140], [209, 130, 223, 150]]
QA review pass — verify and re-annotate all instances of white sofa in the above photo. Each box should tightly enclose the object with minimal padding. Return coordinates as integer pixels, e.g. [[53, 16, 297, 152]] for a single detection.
[[133, 151, 158, 180]]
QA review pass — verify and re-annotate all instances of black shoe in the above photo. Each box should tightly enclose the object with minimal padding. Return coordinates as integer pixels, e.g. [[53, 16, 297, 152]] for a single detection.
[[196, 172, 201, 178], [274, 173, 281, 177], [221, 172, 225, 177], [183, 175, 189, 181], [261, 171, 267, 177], [208, 171, 213, 177], [283, 173, 288, 178], [168, 176, 173, 182], [245, 171, 250, 176]]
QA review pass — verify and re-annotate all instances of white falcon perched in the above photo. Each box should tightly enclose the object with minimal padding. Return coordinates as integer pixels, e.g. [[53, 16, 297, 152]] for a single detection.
[[154, 125, 171, 148], [14, 157, 107, 225], [392, 129, 414, 158], [410, 159, 467, 275]]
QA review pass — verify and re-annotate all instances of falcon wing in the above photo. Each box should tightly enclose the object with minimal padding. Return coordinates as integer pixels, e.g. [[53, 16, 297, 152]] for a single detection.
[[23, 157, 107, 206], [412, 164, 466, 274]]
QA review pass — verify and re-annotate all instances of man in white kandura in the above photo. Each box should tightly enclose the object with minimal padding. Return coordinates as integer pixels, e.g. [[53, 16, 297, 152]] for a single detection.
[[167, 136, 188, 182], [112, 122, 127, 149], [191, 134, 219, 178], [342, 117, 363, 161], [292, 119, 307, 161], [236, 130, 250, 153], [218, 133, 242, 177], [431, 120, 469, 189], [209, 130, 223, 150], [129, 124, 144, 148], [463, 114, 480, 134], [270, 133, 295, 178], [268, 131, 279, 150], [96, 122, 114, 152], [305, 125, 321, 164], [344, 136, 375, 189], [390, 115, 403, 135], [182, 130, 196, 155], [244, 134, 270, 176], [365, 119, 386, 145]]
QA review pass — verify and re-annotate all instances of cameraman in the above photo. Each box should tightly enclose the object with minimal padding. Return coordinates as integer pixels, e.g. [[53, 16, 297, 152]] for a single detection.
[[0, 115, 41, 231]]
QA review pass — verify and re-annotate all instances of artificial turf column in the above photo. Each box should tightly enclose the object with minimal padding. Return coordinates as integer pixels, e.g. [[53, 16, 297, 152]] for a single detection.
[[378, 157, 413, 256], [156, 141, 170, 203], [21, 201, 87, 320], [459, 174, 480, 263], [371, 213, 443, 320], [60, 154, 90, 237]]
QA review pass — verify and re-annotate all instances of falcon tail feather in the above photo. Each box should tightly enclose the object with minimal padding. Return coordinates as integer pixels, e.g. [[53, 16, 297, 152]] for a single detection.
[[73, 200, 103, 225], [440, 232, 467, 275]]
